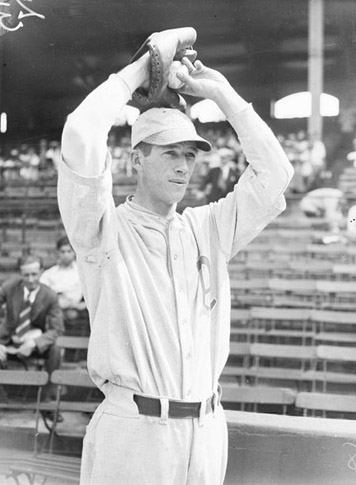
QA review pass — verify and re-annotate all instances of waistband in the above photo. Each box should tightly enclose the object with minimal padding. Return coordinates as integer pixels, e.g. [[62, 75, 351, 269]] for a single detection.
[[103, 382, 221, 425], [133, 394, 215, 419]]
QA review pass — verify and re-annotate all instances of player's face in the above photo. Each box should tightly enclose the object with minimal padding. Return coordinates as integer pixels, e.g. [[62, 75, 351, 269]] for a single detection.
[[58, 244, 75, 267], [140, 142, 198, 206], [20, 261, 42, 291]]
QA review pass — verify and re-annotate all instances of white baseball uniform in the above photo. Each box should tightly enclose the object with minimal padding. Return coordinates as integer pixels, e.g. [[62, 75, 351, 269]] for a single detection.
[[58, 73, 293, 484]]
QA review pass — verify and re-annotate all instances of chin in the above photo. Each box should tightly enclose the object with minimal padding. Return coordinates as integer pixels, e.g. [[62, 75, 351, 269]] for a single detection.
[[167, 195, 185, 205], [168, 189, 187, 204]]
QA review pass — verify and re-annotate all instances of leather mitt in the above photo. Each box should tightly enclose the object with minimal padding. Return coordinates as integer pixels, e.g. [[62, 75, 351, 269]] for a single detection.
[[129, 27, 197, 112]]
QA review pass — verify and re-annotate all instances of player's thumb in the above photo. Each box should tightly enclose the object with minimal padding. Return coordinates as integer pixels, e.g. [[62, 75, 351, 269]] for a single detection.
[[176, 70, 196, 90], [176, 71, 188, 83]]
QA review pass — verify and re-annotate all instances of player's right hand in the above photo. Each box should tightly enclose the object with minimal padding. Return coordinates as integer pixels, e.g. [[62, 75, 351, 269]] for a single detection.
[[0, 344, 8, 362], [177, 59, 231, 101]]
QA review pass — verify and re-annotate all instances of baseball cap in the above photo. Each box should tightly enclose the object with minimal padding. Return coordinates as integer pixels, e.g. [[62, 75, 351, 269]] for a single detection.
[[131, 108, 211, 152]]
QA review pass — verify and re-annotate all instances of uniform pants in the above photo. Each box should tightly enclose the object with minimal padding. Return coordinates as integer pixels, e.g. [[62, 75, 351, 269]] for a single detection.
[[80, 384, 228, 485]]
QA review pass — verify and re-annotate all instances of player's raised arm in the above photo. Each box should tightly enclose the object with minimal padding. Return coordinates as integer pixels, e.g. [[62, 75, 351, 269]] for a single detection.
[[177, 59, 294, 200], [61, 53, 150, 177]]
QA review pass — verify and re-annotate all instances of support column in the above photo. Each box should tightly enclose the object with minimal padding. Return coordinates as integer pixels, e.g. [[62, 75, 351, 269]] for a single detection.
[[308, 0, 324, 141]]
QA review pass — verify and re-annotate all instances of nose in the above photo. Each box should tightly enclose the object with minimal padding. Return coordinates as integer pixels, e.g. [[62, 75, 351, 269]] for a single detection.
[[174, 158, 189, 176], [175, 167, 188, 176]]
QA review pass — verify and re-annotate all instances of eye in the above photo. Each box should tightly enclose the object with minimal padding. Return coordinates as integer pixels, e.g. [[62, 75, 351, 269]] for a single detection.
[[186, 152, 196, 161]]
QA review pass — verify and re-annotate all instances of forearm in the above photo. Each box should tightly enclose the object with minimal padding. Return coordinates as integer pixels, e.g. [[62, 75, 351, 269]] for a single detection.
[[61, 54, 149, 177], [35, 330, 58, 353], [36, 317, 64, 353], [213, 85, 294, 200], [0, 331, 10, 346]]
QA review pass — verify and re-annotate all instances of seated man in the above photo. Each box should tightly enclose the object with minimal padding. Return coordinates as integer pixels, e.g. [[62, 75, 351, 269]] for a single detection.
[[299, 187, 345, 233], [40, 236, 86, 319], [0, 254, 64, 404]]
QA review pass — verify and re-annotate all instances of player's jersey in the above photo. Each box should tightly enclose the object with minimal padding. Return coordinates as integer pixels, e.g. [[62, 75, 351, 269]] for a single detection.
[[58, 152, 285, 401]]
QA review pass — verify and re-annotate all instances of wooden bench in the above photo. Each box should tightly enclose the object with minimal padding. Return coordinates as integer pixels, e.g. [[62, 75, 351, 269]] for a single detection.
[[296, 391, 356, 418], [57, 336, 89, 369], [223, 343, 317, 389], [220, 382, 296, 414], [6, 369, 100, 485], [0, 369, 81, 484], [8, 455, 81, 484], [305, 345, 356, 392], [230, 306, 314, 344], [47, 369, 101, 451], [249, 343, 316, 387], [311, 309, 356, 345], [0, 369, 48, 420]]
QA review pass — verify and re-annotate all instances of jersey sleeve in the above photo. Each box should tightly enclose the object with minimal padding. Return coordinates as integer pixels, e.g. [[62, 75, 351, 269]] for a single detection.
[[58, 74, 133, 259], [57, 153, 118, 258], [185, 104, 292, 262], [209, 165, 286, 260]]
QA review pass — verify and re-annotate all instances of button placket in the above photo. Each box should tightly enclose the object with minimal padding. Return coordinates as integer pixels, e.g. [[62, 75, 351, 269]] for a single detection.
[[168, 221, 193, 398]]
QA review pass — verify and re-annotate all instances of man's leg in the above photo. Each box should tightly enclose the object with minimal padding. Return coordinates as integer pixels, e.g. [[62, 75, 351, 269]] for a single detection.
[[188, 405, 228, 485], [40, 343, 62, 400]]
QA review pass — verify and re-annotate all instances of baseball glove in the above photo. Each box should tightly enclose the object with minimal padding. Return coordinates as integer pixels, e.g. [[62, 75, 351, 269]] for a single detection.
[[129, 27, 197, 112]]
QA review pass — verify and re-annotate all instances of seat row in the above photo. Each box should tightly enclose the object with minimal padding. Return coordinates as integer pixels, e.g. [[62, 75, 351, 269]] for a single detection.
[[233, 242, 356, 263], [221, 382, 356, 419], [0, 368, 98, 485], [230, 307, 356, 345], [223, 341, 356, 395], [229, 259, 356, 281], [229, 278, 356, 310]]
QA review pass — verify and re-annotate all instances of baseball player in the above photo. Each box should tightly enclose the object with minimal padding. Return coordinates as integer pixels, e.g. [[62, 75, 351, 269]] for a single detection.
[[58, 27, 293, 485]]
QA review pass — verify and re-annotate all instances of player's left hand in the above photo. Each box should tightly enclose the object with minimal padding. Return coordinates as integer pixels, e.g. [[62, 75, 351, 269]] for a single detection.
[[17, 339, 36, 357], [176, 58, 231, 101]]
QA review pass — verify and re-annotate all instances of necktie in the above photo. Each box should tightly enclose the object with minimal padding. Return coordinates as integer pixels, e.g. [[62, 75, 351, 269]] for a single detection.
[[16, 293, 33, 338]]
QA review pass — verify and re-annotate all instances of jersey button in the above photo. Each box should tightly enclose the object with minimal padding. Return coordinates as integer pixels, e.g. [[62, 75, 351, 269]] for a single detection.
[[186, 390, 192, 397], [186, 352, 191, 360], [173, 254, 178, 260]]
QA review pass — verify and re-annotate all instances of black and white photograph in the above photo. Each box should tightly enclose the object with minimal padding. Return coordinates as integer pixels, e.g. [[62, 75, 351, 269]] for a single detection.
[[0, 1, 356, 484]]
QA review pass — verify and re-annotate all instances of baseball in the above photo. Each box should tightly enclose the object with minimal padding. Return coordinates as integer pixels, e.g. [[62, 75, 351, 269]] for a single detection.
[[168, 61, 189, 90]]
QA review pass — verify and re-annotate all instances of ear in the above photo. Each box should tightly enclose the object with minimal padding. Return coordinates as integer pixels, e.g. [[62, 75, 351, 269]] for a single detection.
[[130, 149, 144, 172]]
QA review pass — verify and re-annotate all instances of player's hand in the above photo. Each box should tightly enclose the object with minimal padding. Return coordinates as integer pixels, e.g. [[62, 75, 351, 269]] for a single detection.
[[17, 339, 36, 358], [11, 335, 22, 345], [177, 59, 230, 100], [0, 344, 7, 362]]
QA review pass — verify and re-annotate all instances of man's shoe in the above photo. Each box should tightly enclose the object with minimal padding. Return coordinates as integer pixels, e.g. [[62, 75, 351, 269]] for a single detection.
[[41, 411, 64, 423]]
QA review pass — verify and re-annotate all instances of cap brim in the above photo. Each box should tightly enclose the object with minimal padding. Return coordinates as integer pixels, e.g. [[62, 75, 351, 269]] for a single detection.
[[142, 131, 212, 152]]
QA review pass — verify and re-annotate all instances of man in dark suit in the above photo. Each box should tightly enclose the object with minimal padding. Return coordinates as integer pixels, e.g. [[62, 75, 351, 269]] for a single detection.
[[0, 254, 64, 403], [200, 147, 241, 203]]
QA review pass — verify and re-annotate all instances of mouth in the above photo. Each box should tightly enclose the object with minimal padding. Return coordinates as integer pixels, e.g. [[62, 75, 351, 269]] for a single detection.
[[169, 179, 188, 186]]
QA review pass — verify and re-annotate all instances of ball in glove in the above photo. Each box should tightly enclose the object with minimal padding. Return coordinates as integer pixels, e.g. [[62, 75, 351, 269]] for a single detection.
[[168, 61, 189, 90]]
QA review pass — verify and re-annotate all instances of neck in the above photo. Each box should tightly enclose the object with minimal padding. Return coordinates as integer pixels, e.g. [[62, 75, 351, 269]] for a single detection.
[[59, 261, 72, 268], [133, 188, 177, 218]]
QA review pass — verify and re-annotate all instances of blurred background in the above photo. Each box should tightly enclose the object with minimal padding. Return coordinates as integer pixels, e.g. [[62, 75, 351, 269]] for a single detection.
[[0, 0, 355, 201]]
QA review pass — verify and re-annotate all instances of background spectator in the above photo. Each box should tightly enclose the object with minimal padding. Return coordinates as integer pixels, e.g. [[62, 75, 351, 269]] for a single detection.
[[346, 137, 356, 167], [299, 187, 345, 234], [40, 236, 86, 321], [198, 147, 243, 203], [0, 254, 64, 403]]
